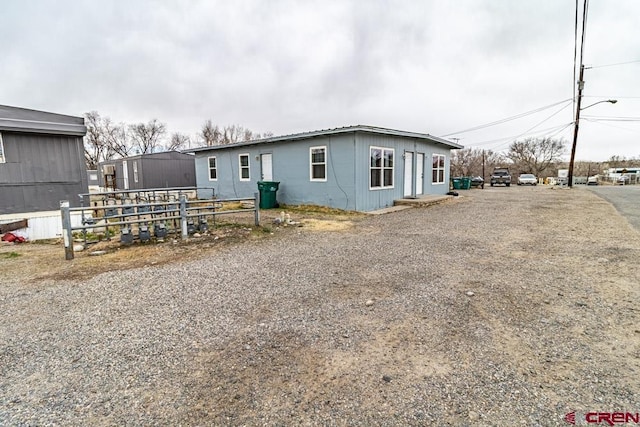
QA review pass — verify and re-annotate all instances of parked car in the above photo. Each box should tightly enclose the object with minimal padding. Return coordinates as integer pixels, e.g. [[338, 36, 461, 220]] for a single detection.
[[490, 168, 511, 187], [470, 176, 484, 188], [587, 176, 599, 185], [517, 174, 537, 185], [617, 175, 630, 185]]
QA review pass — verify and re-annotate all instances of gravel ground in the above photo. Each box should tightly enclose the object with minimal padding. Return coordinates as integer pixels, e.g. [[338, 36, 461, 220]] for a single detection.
[[1, 186, 639, 426]]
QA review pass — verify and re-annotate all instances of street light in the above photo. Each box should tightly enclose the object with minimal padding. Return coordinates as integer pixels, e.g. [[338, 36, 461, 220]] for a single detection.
[[567, 68, 618, 188], [581, 99, 618, 110]]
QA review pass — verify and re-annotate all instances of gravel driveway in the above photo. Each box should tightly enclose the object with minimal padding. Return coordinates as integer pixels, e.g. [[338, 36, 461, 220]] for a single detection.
[[1, 186, 639, 426]]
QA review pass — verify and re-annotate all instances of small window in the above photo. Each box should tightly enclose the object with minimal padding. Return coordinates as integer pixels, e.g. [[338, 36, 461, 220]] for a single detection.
[[432, 154, 445, 184], [370, 147, 394, 189], [133, 161, 139, 183], [310, 146, 327, 181], [0, 133, 5, 163], [208, 156, 217, 180], [239, 154, 250, 181]]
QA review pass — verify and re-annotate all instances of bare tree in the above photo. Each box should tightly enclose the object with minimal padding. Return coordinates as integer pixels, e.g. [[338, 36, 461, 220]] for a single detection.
[[506, 137, 566, 176], [199, 119, 221, 146], [450, 148, 504, 178], [222, 124, 242, 144], [167, 132, 191, 151], [84, 111, 108, 169], [83, 111, 130, 168], [257, 131, 274, 139], [129, 119, 166, 154], [104, 118, 130, 158], [198, 120, 272, 146]]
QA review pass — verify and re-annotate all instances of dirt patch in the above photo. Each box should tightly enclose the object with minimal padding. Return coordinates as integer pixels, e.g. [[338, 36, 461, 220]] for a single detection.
[[0, 223, 274, 283], [300, 218, 355, 232], [0, 208, 359, 284]]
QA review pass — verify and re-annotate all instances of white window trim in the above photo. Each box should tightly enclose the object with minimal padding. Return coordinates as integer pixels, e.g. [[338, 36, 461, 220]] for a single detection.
[[0, 133, 5, 163], [208, 156, 218, 181], [239, 153, 250, 181], [133, 161, 139, 183], [369, 146, 395, 190], [432, 154, 446, 185], [309, 145, 327, 182]]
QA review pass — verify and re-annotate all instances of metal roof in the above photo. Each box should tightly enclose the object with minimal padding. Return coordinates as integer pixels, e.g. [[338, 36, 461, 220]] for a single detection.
[[0, 105, 87, 136], [184, 125, 463, 153]]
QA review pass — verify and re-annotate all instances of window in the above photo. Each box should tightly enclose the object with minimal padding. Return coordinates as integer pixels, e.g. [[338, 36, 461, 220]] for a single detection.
[[432, 154, 445, 184], [208, 156, 217, 180], [370, 147, 394, 189], [310, 146, 327, 181], [239, 154, 250, 181], [0, 133, 5, 163], [133, 161, 139, 183]]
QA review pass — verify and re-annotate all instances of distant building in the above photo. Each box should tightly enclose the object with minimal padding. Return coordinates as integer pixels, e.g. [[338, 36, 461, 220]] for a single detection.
[[98, 151, 196, 191], [187, 125, 462, 212], [87, 170, 100, 192]]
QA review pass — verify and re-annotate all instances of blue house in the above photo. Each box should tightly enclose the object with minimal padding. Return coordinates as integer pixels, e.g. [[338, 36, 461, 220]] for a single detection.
[[188, 125, 462, 212]]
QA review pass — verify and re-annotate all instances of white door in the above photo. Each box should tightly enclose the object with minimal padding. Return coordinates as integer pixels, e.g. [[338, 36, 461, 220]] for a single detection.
[[404, 152, 413, 197], [122, 160, 129, 190], [261, 154, 273, 180], [416, 153, 424, 195]]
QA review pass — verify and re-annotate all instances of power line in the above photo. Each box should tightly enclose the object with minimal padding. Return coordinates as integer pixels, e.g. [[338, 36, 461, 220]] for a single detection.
[[490, 102, 575, 151], [582, 118, 640, 134], [440, 98, 573, 137], [581, 116, 640, 122], [584, 95, 640, 99], [587, 59, 640, 69], [465, 123, 574, 149]]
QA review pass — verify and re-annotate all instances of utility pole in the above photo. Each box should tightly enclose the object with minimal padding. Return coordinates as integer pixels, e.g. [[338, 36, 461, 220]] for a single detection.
[[482, 149, 485, 189], [567, 64, 585, 188]]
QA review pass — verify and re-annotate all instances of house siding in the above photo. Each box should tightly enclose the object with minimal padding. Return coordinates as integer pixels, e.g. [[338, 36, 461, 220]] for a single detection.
[[0, 132, 87, 214], [192, 127, 459, 212], [195, 135, 358, 210]]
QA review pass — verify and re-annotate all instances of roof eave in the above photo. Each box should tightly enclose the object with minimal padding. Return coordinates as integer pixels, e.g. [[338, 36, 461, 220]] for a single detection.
[[0, 118, 87, 136], [184, 125, 463, 153]]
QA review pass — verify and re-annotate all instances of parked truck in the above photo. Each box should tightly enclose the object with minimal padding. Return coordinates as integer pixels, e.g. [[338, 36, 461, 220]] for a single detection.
[[490, 168, 511, 187]]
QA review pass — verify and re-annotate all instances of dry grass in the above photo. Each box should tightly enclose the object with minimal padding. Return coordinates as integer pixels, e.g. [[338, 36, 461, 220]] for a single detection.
[[0, 206, 358, 284]]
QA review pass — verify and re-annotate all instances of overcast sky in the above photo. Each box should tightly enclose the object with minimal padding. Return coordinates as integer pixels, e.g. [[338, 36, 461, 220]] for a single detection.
[[2, 0, 639, 161]]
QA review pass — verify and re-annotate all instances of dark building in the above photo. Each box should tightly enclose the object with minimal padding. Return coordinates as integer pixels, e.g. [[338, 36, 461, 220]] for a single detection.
[[98, 151, 196, 191], [0, 105, 88, 215]]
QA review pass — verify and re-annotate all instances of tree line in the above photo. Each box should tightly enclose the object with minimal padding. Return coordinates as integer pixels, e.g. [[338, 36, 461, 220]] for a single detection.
[[451, 137, 639, 179], [84, 111, 273, 169]]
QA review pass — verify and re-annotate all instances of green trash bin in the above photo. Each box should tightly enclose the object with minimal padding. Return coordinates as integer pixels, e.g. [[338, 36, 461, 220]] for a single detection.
[[452, 178, 462, 190], [461, 177, 472, 190], [257, 181, 280, 209]]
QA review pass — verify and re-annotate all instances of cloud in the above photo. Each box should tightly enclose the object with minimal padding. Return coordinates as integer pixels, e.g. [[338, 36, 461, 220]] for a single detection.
[[1, 0, 638, 160]]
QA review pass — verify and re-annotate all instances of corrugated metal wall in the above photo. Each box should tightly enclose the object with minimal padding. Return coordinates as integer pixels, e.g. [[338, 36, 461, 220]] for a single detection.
[[140, 153, 195, 189], [97, 153, 195, 190], [0, 132, 88, 214]]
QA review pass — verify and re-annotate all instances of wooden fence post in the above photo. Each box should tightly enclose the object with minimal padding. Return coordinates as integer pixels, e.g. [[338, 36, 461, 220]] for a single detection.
[[60, 200, 74, 260], [254, 192, 260, 226], [180, 195, 188, 239]]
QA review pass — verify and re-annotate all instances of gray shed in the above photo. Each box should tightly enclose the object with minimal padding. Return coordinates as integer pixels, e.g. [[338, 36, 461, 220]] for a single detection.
[[98, 151, 196, 191], [0, 105, 88, 215], [188, 125, 462, 212]]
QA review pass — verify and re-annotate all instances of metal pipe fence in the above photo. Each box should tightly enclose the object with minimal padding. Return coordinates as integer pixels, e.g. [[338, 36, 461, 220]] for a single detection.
[[60, 189, 259, 260]]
